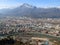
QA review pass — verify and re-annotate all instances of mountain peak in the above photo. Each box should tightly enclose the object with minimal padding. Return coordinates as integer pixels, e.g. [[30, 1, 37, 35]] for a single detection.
[[20, 3, 36, 8]]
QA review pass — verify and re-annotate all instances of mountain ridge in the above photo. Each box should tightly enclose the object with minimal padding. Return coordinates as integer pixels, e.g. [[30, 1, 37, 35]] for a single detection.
[[0, 3, 60, 18]]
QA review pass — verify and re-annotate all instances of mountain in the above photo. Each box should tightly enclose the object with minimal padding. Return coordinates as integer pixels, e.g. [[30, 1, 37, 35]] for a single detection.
[[0, 3, 60, 18]]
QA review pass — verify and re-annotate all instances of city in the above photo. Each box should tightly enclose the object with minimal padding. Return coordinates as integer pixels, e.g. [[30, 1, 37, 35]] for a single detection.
[[0, 17, 60, 45]]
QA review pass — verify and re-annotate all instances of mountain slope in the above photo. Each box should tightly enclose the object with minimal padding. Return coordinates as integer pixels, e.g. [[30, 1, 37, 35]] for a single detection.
[[0, 3, 60, 18]]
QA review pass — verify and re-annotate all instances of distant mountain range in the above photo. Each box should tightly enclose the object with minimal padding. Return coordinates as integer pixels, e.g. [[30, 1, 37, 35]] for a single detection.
[[0, 3, 60, 18]]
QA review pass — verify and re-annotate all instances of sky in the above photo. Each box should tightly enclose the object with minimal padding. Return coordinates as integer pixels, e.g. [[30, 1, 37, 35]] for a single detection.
[[0, 0, 60, 9]]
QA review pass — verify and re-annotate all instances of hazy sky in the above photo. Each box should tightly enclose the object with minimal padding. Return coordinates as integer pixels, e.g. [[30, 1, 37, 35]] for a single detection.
[[0, 0, 60, 9]]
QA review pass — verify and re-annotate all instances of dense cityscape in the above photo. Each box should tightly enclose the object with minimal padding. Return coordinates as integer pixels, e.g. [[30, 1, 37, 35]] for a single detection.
[[0, 17, 60, 45]]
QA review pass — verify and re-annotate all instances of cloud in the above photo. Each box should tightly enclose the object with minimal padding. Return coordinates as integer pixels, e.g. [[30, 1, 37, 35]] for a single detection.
[[0, 3, 22, 9]]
